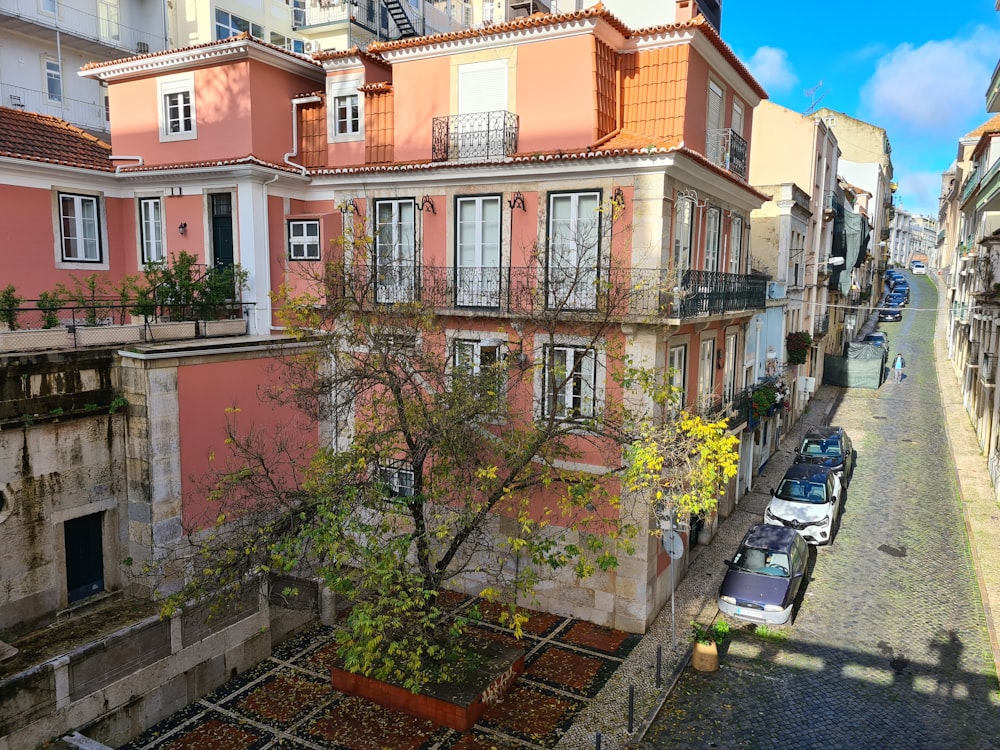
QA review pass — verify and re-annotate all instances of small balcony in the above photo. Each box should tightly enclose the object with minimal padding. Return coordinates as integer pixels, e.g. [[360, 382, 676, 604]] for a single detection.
[[705, 128, 748, 180], [326, 262, 767, 321], [814, 314, 830, 338], [432, 111, 519, 162], [1, 82, 108, 135], [982, 352, 997, 384]]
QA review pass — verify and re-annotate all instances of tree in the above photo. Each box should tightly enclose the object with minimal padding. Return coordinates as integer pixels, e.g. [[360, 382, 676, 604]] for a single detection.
[[158, 199, 739, 692]]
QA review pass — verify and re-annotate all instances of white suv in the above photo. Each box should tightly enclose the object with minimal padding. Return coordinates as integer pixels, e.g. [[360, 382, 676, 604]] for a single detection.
[[764, 464, 842, 545]]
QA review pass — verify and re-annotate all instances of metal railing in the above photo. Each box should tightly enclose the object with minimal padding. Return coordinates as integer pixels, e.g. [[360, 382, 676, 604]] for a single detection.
[[814, 314, 830, 337], [325, 262, 767, 320], [431, 111, 519, 162], [2, 83, 108, 134], [705, 128, 748, 180], [0, 0, 163, 55]]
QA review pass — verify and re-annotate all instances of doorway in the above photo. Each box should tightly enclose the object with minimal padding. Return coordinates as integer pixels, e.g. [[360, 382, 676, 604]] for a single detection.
[[65, 512, 104, 604]]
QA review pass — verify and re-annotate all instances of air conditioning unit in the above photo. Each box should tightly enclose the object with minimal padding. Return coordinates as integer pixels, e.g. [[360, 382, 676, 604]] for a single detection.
[[304, 40, 322, 54]]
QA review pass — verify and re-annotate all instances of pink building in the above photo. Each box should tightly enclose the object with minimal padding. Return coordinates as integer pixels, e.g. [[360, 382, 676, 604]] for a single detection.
[[0, 7, 771, 746]]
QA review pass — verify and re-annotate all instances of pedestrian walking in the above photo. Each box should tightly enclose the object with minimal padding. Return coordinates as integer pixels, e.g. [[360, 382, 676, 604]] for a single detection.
[[892, 352, 905, 383]]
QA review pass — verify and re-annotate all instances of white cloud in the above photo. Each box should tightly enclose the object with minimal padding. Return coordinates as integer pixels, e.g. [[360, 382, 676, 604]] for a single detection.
[[894, 170, 942, 219], [745, 47, 798, 95], [861, 26, 1000, 136]]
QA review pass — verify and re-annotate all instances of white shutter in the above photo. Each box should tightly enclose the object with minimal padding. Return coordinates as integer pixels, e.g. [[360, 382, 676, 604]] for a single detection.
[[458, 60, 507, 115]]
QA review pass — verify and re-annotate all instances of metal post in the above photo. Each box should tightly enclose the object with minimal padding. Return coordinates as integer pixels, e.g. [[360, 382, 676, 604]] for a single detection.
[[670, 520, 676, 650], [656, 644, 662, 688], [595, 731, 601, 750], [628, 683, 634, 733]]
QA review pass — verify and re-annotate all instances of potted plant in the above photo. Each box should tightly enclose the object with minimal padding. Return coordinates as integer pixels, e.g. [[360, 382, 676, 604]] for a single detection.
[[751, 385, 777, 419], [785, 331, 813, 366], [36, 290, 64, 329], [691, 619, 730, 672], [0, 284, 23, 331]]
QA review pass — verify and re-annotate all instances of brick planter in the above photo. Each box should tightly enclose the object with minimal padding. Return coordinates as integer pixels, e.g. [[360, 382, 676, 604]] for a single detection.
[[331, 641, 524, 731]]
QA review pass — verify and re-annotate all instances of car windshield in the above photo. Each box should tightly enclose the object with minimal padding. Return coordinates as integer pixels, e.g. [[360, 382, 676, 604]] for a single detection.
[[733, 547, 790, 577], [776, 479, 827, 503], [801, 438, 842, 458]]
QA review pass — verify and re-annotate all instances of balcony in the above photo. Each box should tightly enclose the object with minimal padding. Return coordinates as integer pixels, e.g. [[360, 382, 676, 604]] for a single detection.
[[961, 165, 982, 204], [814, 314, 830, 338], [705, 129, 748, 180], [432, 111, 519, 162], [989, 56, 1000, 112], [1, 82, 107, 134], [982, 352, 997, 384], [0, 0, 163, 60], [326, 262, 767, 321]]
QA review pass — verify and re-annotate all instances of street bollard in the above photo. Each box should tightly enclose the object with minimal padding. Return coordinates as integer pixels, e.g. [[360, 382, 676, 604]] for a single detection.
[[595, 730, 601, 750], [656, 644, 662, 688], [628, 683, 634, 733]]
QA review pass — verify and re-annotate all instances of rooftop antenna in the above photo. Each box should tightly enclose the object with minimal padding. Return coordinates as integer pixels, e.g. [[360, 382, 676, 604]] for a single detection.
[[804, 81, 826, 115]]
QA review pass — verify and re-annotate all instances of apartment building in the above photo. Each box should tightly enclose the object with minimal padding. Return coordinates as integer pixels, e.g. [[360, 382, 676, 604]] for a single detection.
[[0, 5, 774, 745]]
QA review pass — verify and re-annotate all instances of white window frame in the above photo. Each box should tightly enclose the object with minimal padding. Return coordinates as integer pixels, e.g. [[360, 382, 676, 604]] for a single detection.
[[374, 198, 416, 303], [377, 463, 414, 500], [40, 0, 56, 16], [57, 192, 105, 266], [547, 191, 600, 311], [706, 79, 724, 163], [333, 93, 360, 136], [705, 206, 721, 272], [328, 76, 364, 143], [44, 57, 62, 103], [724, 332, 738, 402], [158, 74, 197, 142], [139, 197, 164, 264], [456, 195, 501, 307], [674, 196, 694, 272], [731, 98, 745, 138], [698, 338, 715, 407], [288, 219, 320, 261], [453, 336, 505, 414], [729, 215, 744, 274], [542, 343, 599, 421], [668, 344, 687, 410], [215, 8, 263, 40]]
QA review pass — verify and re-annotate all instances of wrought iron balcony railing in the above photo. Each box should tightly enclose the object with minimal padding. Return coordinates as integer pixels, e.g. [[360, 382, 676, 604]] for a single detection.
[[705, 128, 748, 180], [325, 262, 767, 321], [814, 314, 830, 338], [432, 111, 519, 162]]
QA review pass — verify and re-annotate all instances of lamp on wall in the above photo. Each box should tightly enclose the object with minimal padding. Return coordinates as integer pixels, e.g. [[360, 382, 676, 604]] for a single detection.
[[612, 186, 625, 210], [343, 198, 361, 214], [419, 195, 436, 214], [508, 191, 526, 211], [178, 222, 187, 235]]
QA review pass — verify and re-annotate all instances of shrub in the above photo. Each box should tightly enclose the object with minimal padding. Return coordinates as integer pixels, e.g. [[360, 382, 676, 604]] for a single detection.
[[0, 285, 23, 330], [786, 331, 813, 365]]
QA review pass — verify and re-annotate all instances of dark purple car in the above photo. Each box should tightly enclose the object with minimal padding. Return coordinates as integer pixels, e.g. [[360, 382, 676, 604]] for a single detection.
[[717, 524, 809, 625]]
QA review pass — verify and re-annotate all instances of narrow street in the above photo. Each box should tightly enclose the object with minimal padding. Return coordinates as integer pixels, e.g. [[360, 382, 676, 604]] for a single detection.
[[645, 274, 1000, 749]]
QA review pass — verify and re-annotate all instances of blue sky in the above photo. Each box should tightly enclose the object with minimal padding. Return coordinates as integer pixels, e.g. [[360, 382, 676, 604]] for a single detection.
[[721, 1, 1000, 219]]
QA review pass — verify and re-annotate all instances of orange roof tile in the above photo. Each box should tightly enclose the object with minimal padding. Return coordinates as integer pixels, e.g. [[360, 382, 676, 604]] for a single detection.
[[115, 155, 301, 175], [0, 106, 112, 171], [965, 113, 1000, 139]]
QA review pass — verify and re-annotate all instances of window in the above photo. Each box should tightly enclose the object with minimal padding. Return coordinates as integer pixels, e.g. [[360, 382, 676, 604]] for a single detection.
[[724, 333, 738, 401], [334, 93, 359, 135], [45, 58, 62, 103], [65, 513, 104, 604], [40, 0, 56, 14], [270, 32, 292, 50], [292, 0, 306, 26], [705, 207, 721, 272], [60, 193, 102, 262], [454, 338, 504, 413], [456, 196, 501, 307], [139, 197, 164, 264], [215, 9, 263, 40], [698, 339, 715, 407], [731, 98, 745, 137], [328, 77, 364, 142], [288, 219, 320, 260], [668, 344, 687, 409], [158, 75, 196, 141], [729, 216, 743, 274], [377, 464, 414, 500], [548, 191, 600, 310], [673, 197, 693, 271], [543, 345, 597, 420], [706, 79, 724, 163], [374, 199, 415, 303]]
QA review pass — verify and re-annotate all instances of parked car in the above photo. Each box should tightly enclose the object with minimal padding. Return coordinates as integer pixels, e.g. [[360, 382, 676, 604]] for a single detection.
[[885, 292, 907, 307], [718, 524, 810, 625], [912, 261, 927, 275], [862, 332, 890, 350], [765, 464, 842, 545], [878, 306, 903, 322], [893, 282, 910, 299], [793, 425, 855, 486]]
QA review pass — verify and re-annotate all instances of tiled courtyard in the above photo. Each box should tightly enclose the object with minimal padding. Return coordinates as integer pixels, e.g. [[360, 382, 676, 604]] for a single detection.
[[120, 597, 640, 750]]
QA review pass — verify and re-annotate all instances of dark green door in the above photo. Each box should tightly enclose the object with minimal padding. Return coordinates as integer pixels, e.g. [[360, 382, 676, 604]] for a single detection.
[[65, 513, 104, 603], [210, 193, 234, 267]]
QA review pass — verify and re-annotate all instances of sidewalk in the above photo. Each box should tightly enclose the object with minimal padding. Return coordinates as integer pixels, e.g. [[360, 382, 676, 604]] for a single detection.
[[558, 276, 1000, 749]]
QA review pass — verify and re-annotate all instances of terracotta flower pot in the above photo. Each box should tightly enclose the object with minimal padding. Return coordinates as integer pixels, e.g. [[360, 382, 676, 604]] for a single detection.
[[691, 640, 719, 672]]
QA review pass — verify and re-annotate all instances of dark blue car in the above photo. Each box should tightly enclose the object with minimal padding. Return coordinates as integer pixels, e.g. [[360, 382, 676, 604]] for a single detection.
[[718, 525, 809, 625], [793, 426, 855, 486]]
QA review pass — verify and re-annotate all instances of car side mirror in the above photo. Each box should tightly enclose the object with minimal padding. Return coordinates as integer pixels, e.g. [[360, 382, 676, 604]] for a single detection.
[[793, 570, 804, 578], [723, 559, 732, 568], [769, 488, 776, 496]]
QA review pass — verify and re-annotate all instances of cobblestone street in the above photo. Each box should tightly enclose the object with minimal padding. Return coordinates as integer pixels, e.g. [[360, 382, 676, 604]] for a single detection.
[[643, 274, 1000, 748]]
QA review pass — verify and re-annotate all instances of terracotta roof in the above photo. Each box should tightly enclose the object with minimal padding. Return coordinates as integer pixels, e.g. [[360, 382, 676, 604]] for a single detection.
[[965, 113, 1000, 139], [659, 16, 767, 100], [313, 46, 393, 70], [0, 106, 112, 171], [367, 4, 631, 54], [115, 155, 302, 175], [595, 130, 678, 151]]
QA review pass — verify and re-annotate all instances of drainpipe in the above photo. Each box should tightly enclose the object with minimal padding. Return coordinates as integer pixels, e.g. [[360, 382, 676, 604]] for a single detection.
[[284, 95, 322, 176], [109, 155, 144, 173]]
